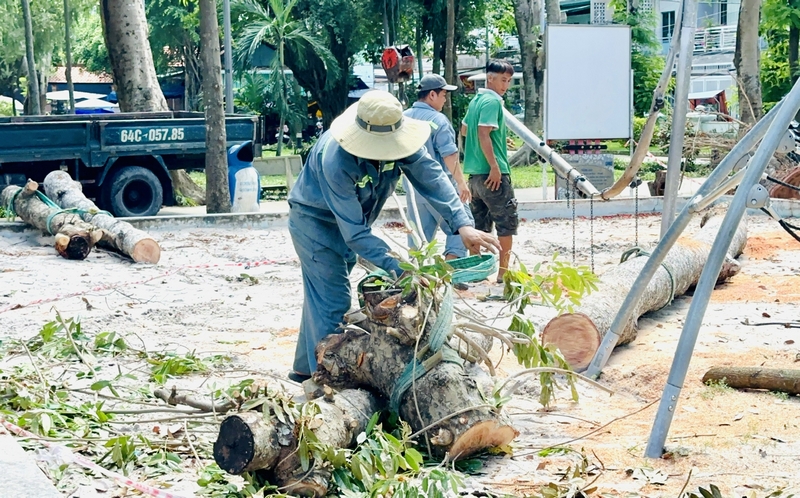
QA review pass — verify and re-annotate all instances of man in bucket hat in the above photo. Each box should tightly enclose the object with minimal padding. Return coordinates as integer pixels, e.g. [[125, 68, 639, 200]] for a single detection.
[[402, 74, 473, 261], [287, 90, 499, 382]]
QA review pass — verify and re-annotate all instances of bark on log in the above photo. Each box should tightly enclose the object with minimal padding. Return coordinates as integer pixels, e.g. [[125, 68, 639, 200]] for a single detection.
[[315, 290, 518, 460], [43, 171, 161, 263], [702, 367, 800, 395], [541, 207, 748, 371], [214, 389, 377, 497], [1, 181, 108, 260]]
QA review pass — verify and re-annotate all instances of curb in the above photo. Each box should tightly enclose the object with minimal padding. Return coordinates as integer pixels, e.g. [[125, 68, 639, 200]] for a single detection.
[[2, 196, 799, 233]]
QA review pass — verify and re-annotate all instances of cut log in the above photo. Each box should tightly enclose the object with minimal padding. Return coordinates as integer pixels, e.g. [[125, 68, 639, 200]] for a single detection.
[[1, 181, 108, 260], [315, 289, 518, 461], [768, 164, 800, 200], [214, 389, 377, 497], [702, 367, 800, 395], [42, 171, 161, 263], [541, 207, 748, 371]]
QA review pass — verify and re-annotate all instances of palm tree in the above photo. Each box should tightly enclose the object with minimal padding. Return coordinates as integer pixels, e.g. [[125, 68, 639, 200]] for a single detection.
[[233, 0, 335, 156]]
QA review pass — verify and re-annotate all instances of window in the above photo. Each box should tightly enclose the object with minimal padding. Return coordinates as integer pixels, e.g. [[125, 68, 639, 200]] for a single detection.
[[720, 0, 728, 25], [662, 11, 676, 43]]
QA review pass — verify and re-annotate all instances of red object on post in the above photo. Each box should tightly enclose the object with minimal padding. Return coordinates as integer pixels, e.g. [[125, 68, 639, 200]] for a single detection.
[[381, 45, 415, 83]]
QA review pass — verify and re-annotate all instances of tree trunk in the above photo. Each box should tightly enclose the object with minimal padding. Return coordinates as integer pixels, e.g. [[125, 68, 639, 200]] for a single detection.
[[214, 389, 378, 497], [64, 0, 75, 113], [1, 181, 107, 260], [791, 23, 800, 120], [432, 39, 444, 75], [199, 0, 231, 214], [514, 0, 544, 132], [416, 18, 424, 79], [43, 171, 161, 263], [183, 39, 202, 111], [546, 0, 561, 23], [443, 0, 455, 120], [21, 0, 40, 115], [702, 367, 800, 395], [541, 208, 748, 371], [100, 0, 205, 206], [734, 0, 763, 127], [315, 289, 518, 460]]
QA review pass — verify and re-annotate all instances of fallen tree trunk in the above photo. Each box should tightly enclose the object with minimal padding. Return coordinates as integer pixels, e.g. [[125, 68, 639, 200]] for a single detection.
[[214, 389, 378, 497], [702, 366, 800, 395], [541, 207, 748, 371], [42, 171, 161, 263], [315, 288, 518, 461], [1, 181, 108, 260]]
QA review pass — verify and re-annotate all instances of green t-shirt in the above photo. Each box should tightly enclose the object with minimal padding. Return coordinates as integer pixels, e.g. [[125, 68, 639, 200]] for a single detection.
[[462, 89, 509, 175]]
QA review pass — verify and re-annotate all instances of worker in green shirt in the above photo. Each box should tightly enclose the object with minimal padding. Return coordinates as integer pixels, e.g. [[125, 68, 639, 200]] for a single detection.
[[460, 60, 518, 283]]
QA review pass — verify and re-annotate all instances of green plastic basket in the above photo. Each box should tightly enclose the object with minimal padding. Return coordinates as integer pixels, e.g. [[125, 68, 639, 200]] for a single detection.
[[448, 254, 498, 284]]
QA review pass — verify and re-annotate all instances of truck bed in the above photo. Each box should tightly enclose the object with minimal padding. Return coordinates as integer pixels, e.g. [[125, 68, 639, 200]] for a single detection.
[[0, 111, 258, 167]]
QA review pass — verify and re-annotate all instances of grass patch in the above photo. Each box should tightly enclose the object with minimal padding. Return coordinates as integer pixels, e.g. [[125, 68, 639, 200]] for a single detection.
[[701, 378, 734, 399]]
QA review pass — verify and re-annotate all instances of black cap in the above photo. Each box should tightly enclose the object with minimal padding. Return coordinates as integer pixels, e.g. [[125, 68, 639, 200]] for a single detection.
[[417, 74, 458, 92]]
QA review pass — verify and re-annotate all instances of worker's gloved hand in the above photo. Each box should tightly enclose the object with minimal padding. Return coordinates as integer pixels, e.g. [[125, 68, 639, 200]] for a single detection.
[[458, 226, 500, 254]]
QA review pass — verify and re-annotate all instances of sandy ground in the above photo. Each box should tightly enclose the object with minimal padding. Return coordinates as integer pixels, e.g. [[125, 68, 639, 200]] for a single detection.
[[2, 212, 800, 497]]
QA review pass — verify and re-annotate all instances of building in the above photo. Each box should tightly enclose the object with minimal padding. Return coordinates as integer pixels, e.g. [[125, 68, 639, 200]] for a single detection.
[[657, 0, 740, 115]]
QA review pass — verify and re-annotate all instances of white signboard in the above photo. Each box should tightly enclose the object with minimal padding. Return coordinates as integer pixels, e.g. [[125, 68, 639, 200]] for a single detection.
[[545, 24, 632, 140]]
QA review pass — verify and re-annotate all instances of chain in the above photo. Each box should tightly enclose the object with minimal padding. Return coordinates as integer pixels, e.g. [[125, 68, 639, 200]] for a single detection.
[[634, 179, 639, 247], [570, 179, 576, 265], [590, 193, 595, 273]]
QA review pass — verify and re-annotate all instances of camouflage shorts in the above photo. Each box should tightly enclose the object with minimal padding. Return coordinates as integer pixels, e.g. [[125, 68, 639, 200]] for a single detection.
[[468, 174, 518, 237]]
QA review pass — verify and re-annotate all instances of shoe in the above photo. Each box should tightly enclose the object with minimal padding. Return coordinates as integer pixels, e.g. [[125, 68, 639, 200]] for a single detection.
[[288, 371, 312, 383]]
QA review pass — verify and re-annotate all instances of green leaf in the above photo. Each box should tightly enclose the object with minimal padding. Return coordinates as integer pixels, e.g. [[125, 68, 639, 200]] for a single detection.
[[404, 447, 422, 472], [365, 412, 379, 435]]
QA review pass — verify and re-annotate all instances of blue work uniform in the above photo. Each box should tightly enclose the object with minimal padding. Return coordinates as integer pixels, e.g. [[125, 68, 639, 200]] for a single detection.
[[287, 131, 473, 375], [401, 102, 473, 258]]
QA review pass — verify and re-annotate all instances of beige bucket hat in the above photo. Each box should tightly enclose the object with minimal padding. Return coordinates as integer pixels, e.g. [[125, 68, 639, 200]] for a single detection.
[[329, 90, 430, 161]]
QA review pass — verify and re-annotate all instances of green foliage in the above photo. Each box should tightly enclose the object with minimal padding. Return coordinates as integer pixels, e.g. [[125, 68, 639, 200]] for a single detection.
[[0, 100, 13, 116], [72, 11, 112, 74], [232, 0, 334, 148], [611, 1, 665, 116], [701, 378, 733, 399], [304, 412, 463, 497], [148, 350, 229, 384], [761, 0, 797, 107], [503, 255, 599, 407]]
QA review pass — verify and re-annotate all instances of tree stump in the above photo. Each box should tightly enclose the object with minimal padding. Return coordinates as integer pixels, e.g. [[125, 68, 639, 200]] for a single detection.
[[43, 171, 161, 263], [1, 181, 108, 260], [315, 288, 518, 460], [541, 207, 748, 371], [214, 389, 378, 497]]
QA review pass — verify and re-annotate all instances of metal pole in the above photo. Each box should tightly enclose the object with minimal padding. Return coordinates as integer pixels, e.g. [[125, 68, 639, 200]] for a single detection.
[[504, 109, 600, 197], [223, 0, 234, 114], [660, 0, 697, 238], [644, 77, 800, 458], [583, 98, 785, 379]]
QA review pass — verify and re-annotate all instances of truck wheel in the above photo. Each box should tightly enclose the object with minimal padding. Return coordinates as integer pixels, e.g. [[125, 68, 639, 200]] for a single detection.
[[105, 166, 163, 217]]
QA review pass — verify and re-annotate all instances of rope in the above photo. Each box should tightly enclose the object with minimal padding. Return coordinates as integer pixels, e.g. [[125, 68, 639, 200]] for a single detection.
[[5, 186, 25, 218], [620, 246, 677, 309], [448, 254, 498, 284], [389, 286, 457, 412], [0, 418, 191, 498], [5, 187, 112, 234], [765, 174, 800, 192]]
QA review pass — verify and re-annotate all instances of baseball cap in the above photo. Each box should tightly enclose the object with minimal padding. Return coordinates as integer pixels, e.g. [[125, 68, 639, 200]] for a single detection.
[[417, 74, 458, 92]]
